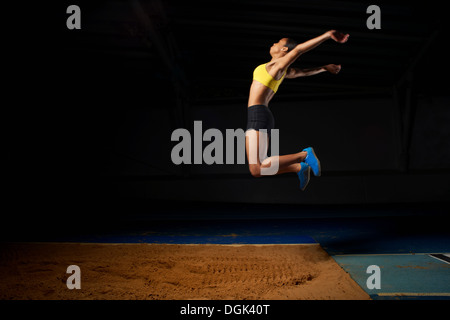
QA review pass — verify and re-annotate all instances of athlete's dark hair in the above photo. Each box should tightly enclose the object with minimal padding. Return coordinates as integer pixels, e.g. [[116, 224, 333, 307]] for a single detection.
[[284, 38, 298, 52]]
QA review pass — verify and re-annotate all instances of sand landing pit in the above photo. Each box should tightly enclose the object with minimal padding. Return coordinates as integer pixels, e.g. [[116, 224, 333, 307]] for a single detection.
[[0, 242, 369, 300]]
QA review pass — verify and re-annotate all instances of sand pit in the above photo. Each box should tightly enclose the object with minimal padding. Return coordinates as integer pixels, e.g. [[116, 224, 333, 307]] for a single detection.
[[0, 242, 369, 300]]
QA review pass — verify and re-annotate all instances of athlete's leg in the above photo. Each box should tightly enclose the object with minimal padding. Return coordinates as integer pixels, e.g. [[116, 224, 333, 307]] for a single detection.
[[246, 130, 312, 189], [246, 129, 307, 177], [273, 163, 301, 175], [260, 153, 307, 172], [245, 129, 266, 177]]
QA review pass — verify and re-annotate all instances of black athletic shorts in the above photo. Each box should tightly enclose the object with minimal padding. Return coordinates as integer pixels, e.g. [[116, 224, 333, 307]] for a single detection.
[[245, 105, 275, 137]]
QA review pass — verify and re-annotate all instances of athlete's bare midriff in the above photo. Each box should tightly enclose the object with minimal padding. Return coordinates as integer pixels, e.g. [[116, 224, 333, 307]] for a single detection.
[[247, 80, 276, 107]]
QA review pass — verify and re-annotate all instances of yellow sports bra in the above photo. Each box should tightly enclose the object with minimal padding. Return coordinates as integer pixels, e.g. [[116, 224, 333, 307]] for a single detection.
[[253, 63, 286, 93]]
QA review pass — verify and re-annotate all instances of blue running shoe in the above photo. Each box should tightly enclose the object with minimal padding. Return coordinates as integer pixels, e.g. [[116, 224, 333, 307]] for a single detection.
[[303, 147, 321, 176], [297, 162, 311, 191]]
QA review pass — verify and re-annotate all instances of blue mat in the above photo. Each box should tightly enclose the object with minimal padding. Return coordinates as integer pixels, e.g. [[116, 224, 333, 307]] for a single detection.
[[333, 253, 450, 300]]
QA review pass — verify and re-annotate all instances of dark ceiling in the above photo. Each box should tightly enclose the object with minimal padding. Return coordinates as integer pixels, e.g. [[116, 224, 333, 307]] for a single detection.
[[57, 0, 444, 105]]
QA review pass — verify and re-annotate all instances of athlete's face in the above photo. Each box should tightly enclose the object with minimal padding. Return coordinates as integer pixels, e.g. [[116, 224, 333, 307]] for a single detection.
[[270, 38, 288, 55]]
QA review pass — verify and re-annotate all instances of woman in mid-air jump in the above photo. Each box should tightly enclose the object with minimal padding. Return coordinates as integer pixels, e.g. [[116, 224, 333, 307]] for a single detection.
[[245, 30, 349, 190]]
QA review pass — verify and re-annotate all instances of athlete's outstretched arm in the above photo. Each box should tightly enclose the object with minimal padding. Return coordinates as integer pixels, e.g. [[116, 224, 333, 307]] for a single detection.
[[277, 30, 349, 69], [286, 64, 342, 78]]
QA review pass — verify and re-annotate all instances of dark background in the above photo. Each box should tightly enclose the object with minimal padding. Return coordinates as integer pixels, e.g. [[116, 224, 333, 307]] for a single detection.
[[4, 0, 449, 237]]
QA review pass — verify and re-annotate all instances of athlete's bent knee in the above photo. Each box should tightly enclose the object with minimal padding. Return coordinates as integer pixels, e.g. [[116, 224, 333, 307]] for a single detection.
[[249, 165, 261, 178]]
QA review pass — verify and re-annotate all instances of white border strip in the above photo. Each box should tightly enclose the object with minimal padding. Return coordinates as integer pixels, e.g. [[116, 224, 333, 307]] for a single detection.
[[377, 293, 450, 297], [429, 254, 450, 264], [333, 253, 449, 257]]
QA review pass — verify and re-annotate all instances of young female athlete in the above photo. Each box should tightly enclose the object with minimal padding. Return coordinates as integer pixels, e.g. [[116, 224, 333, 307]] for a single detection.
[[245, 30, 349, 190]]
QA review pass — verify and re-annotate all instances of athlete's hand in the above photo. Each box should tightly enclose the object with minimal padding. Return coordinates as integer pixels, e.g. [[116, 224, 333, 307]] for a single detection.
[[327, 30, 349, 43], [324, 64, 342, 75]]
